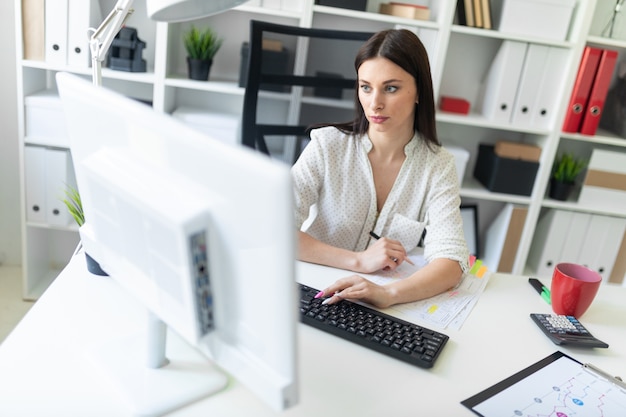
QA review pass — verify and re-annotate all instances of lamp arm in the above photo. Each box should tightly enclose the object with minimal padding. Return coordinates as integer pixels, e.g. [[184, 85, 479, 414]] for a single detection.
[[89, 0, 135, 86]]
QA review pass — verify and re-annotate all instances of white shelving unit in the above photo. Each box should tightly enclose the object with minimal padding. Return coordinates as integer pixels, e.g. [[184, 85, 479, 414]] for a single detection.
[[15, 0, 626, 299], [529, 2, 626, 284]]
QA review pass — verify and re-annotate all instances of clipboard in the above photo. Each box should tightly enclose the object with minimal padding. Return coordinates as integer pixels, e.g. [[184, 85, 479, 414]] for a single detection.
[[462, 351, 626, 416]]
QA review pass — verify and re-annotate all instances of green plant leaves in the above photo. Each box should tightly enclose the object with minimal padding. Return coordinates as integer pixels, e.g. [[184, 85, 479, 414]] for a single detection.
[[552, 153, 587, 183], [183, 26, 223, 61], [62, 185, 84, 227]]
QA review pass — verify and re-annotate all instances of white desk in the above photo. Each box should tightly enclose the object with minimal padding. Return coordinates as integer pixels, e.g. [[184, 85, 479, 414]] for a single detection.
[[1, 253, 625, 416]]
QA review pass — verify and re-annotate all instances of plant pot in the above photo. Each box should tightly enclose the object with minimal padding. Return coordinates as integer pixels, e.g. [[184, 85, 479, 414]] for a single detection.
[[85, 253, 108, 276], [187, 57, 212, 81], [549, 179, 575, 201]]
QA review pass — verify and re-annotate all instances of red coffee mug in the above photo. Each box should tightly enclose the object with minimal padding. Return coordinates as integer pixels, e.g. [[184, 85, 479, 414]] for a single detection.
[[551, 263, 602, 318]]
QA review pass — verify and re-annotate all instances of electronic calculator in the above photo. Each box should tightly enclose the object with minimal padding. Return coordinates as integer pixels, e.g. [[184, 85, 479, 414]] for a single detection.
[[530, 313, 609, 348]]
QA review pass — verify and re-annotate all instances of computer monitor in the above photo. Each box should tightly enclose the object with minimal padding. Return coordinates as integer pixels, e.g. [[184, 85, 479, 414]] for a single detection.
[[56, 72, 298, 415]]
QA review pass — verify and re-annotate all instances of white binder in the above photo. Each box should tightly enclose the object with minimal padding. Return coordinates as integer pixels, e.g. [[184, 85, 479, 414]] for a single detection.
[[511, 44, 549, 126], [416, 28, 439, 78], [530, 46, 569, 130], [44, 0, 69, 65], [483, 203, 528, 273], [67, 0, 102, 68], [392, 24, 438, 82], [529, 210, 626, 281], [479, 40, 527, 123], [578, 215, 626, 282], [24, 146, 47, 223], [527, 209, 573, 278], [44, 148, 75, 226], [22, 0, 45, 61], [558, 211, 590, 263]]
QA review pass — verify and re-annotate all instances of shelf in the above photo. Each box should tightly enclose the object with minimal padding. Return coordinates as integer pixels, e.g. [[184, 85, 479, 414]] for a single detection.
[[436, 111, 551, 135], [25, 222, 79, 233], [560, 130, 626, 148], [24, 136, 69, 148], [460, 178, 533, 205], [164, 76, 244, 94], [587, 35, 626, 49], [451, 24, 574, 48], [21, 59, 157, 84], [235, 4, 304, 20], [313, 5, 439, 29], [541, 198, 626, 219], [99, 68, 156, 84]]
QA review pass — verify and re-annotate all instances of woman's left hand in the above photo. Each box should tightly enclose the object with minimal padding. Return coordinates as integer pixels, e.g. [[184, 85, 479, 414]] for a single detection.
[[317, 275, 394, 309]]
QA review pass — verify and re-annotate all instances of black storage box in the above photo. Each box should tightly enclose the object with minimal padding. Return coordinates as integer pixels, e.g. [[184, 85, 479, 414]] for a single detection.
[[473, 144, 539, 196], [239, 42, 290, 92], [315, 0, 367, 11]]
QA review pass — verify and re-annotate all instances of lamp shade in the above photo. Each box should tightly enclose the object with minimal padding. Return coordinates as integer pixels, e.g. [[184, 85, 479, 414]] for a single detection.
[[147, 0, 249, 22]]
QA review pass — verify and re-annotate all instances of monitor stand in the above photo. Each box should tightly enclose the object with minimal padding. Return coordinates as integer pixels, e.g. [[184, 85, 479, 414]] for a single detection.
[[87, 310, 228, 417]]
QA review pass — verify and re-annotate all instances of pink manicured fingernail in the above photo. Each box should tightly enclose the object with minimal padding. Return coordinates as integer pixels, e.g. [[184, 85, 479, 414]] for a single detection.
[[314, 291, 324, 299]]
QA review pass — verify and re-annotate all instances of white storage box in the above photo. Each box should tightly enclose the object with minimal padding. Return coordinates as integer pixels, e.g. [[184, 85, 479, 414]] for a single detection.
[[446, 146, 470, 186], [497, 0, 576, 41], [172, 107, 240, 146], [24, 89, 69, 147], [579, 149, 626, 209]]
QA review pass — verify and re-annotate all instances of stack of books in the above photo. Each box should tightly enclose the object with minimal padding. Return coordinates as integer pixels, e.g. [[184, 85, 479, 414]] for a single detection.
[[456, 0, 492, 29]]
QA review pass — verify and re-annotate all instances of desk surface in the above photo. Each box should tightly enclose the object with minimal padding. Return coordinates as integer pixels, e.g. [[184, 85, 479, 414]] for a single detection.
[[1, 254, 625, 416]]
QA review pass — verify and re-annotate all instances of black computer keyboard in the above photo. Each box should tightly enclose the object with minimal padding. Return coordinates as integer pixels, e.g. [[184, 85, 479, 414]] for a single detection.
[[298, 283, 449, 369]]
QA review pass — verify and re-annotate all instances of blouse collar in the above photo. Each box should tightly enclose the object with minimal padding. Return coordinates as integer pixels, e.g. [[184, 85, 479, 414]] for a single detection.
[[360, 132, 420, 155]]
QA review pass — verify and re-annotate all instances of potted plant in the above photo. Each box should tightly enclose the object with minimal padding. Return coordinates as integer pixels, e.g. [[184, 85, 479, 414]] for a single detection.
[[549, 152, 587, 201], [62, 185, 107, 276], [183, 25, 223, 81]]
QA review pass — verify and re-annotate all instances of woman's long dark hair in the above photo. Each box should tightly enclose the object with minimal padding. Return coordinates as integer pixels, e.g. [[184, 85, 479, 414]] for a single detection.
[[321, 29, 440, 148]]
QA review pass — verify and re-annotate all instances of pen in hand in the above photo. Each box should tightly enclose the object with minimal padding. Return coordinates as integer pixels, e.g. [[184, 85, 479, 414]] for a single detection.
[[369, 231, 415, 266]]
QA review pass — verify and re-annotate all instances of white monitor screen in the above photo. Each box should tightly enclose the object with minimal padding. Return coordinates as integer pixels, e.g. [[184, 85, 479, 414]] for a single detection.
[[56, 72, 298, 414]]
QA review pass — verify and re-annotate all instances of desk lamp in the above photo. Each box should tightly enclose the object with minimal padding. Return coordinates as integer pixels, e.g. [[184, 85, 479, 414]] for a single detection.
[[89, 0, 249, 86]]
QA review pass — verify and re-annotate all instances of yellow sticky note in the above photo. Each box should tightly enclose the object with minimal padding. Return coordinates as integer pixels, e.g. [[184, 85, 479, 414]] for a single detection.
[[477, 265, 487, 278], [470, 259, 483, 275], [427, 304, 438, 314]]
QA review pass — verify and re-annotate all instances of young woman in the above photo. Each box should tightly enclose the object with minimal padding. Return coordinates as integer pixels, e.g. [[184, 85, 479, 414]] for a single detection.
[[292, 29, 469, 308]]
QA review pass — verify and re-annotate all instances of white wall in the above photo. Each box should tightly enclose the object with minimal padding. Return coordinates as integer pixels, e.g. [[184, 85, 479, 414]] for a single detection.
[[0, 1, 21, 266]]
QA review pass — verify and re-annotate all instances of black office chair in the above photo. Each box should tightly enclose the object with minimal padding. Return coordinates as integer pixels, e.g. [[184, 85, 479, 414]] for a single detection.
[[241, 20, 373, 163]]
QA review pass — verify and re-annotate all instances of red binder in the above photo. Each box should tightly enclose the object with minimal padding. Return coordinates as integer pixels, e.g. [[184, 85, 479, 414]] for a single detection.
[[562, 46, 602, 133], [579, 48, 618, 136]]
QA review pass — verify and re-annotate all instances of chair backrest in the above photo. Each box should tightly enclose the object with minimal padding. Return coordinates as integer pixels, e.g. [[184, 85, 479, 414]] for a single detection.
[[241, 20, 373, 163]]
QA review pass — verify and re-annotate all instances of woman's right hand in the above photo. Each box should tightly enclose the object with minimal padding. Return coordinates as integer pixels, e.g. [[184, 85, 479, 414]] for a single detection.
[[356, 236, 411, 273]]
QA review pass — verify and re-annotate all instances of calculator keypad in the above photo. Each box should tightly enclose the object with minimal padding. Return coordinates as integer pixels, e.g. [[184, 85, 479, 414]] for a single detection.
[[543, 315, 589, 335], [530, 313, 608, 348]]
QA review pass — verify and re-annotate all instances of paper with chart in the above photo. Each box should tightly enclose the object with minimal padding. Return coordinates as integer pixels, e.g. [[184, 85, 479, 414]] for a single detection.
[[467, 353, 626, 417], [366, 253, 490, 330]]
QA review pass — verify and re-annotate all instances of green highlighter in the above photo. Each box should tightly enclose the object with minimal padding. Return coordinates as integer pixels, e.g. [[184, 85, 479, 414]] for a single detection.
[[529, 278, 551, 305]]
